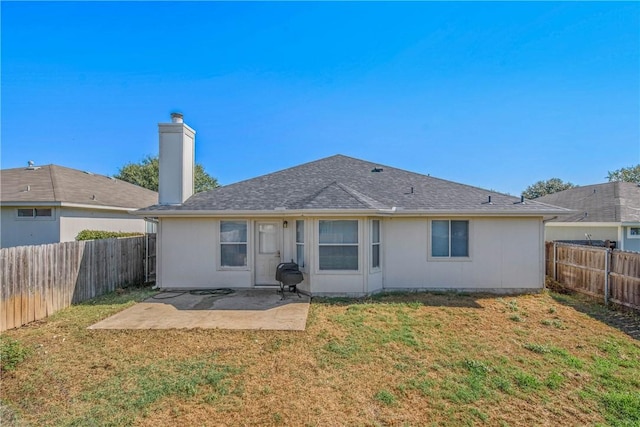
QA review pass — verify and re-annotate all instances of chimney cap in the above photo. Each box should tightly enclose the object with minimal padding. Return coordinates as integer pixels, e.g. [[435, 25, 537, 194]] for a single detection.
[[170, 112, 184, 123]]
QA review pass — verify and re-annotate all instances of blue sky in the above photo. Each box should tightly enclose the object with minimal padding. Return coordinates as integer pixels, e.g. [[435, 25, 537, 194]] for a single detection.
[[2, 1, 639, 196]]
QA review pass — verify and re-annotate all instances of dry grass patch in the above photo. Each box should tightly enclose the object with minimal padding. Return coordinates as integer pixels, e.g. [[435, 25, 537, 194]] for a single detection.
[[1, 287, 639, 426]]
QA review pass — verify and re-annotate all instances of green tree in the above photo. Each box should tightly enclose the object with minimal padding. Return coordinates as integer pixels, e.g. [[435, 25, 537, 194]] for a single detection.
[[114, 155, 218, 193], [607, 164, 640, 183], [522, 178, 576, 199]]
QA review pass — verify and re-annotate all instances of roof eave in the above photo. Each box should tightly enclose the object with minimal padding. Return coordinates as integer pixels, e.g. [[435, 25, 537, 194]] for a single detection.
[[134, 207, 573, 218], [1, 201, 146, 212], [545, 221, 623, 227], [1, 201, 62, 207]]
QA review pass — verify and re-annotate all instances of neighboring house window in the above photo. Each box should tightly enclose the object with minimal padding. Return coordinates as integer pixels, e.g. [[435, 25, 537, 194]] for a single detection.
[[17, 208, 52, 218], [220, 221, 247, 267], [431, 220, 469, 257], [319, 220, 358, 270], [628, 227, 640, 239], [371, 220, 380, 269], [296, 220, 305, 268]]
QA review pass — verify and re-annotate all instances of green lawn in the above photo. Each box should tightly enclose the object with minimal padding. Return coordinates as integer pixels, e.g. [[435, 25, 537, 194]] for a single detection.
[[1, 286, 639, 426]]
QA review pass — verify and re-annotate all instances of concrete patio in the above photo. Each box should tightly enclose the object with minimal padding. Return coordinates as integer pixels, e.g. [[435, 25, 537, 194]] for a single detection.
[[88, 289, 310, 331]]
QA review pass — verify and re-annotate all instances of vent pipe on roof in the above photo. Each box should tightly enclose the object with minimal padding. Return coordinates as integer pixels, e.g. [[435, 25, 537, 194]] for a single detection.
[[26, 160, 40, 171]]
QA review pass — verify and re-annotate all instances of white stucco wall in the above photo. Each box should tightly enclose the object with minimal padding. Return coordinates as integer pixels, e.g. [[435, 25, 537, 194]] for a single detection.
[[383, 217, 544, 291], [157, 215, 545, 294], [59, 208, 147, 242], [158, 217, 252, 288], [0, 206, 60, 248]]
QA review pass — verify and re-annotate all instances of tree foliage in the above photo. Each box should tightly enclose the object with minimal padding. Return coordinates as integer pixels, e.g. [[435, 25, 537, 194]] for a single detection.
[[607, 164, 640, 183], [114, 155, 218, 193], [522, 178, 576, 199]]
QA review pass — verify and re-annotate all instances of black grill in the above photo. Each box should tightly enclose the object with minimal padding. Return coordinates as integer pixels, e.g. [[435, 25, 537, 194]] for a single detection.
[[275, 261, 304, 299]]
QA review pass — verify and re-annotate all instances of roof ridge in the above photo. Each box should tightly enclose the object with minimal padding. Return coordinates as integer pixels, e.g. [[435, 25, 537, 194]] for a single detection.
[[217, 155, 347, 189], [48, 165, 60, 201], [290, 181, 340, 209], [335, 182, 386, 209]]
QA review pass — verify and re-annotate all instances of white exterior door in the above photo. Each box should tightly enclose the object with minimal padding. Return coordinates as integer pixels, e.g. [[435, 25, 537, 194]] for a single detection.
[[255, 221, 281, 285]]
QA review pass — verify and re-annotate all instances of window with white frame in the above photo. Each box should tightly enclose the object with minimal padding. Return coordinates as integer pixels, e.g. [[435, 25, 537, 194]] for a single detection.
[[628, 227, 640, 239], [319, 220, 358, 270], [17, 208, 53, 219], [220, 221, 248, 267], [431, 220, 469, 258], [371, 219, 380, 269], [296, 220, 305, 267]]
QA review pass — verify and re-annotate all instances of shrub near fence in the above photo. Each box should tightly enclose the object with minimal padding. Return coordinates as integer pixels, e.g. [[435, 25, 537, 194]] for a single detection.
[[546, 242, 640, 311], [0, 236, 145, 331]]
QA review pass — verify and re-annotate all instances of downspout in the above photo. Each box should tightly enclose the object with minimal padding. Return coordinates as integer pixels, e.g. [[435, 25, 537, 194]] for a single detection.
[[617, 225, 624, 251]]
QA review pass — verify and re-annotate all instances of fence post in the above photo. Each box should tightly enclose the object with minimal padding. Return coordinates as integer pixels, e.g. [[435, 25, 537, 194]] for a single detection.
[[604, 248, 611, 306], [145, 233, 149, 283], [553, 242, 557, 281]]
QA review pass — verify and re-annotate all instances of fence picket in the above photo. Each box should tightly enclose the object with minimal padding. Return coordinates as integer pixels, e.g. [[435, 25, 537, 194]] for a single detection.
[[546, 242, 640, 312], [0, 236, 151, 331]]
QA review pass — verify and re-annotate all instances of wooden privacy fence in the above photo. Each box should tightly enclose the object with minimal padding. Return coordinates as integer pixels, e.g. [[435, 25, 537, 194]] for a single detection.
[[546, 242, 640, 311], [0, 236, 148, 331]]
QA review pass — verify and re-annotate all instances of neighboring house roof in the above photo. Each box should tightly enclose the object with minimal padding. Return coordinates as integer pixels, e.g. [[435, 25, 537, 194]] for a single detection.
[[1, 164, 158, 209], [139, 154, 569, 216], [535, 181, 640, 223]]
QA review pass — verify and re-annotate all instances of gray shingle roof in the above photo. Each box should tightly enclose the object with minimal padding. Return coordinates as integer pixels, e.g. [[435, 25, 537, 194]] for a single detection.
[[1, 164, 158, 209], [535, 181, 640, 223], [140, 155, 569, 215]]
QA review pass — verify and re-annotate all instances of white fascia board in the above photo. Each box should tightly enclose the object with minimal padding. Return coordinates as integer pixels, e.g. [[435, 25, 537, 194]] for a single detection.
[[134, 208, 568, 218], [59, 202, 143, 212], [383, 210, 568, 217], [133, 209, 379, 217], [545, 222, 622, 227], [1, 201, 62, 207], [1, 201, 142, 212]]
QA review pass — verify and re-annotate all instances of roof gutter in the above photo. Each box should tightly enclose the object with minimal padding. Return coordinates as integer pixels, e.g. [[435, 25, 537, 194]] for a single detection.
[[134, 207, 574, 218], [1, 201, 146, 212], [546, 221, 634, 227]]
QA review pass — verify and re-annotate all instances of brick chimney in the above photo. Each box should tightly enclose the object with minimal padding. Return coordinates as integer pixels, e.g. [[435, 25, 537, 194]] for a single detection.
[[158, 113, 195, 205]]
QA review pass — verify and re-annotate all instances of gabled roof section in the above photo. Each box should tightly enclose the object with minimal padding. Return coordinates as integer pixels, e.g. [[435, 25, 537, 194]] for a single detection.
[[1, 164, 158, 209], [139, 154, 570, 216], [290, 182, 386, 210], [535, 181, 640, 223]]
